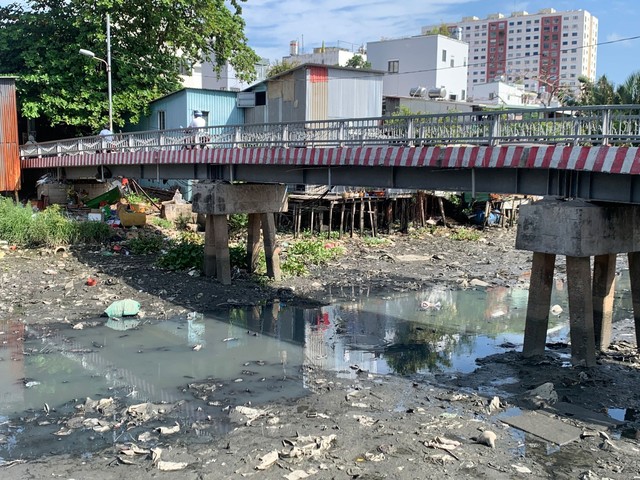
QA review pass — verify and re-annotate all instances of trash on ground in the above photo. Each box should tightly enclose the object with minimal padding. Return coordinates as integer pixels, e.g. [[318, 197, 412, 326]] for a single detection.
[[104, 299, 141, 318]]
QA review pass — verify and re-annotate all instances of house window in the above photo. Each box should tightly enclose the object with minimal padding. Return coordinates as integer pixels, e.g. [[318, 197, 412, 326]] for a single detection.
[[442, 50, 447, 62], [461, 89, 466, 100], [450, 58, 455, 67], [158, 110, 166, 130], [388, 60, 399, 73], [255, 91, 267, 106]]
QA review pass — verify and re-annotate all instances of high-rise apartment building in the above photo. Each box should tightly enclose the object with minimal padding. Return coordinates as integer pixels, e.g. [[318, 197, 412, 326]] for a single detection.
[[423, 8, 598, 100]]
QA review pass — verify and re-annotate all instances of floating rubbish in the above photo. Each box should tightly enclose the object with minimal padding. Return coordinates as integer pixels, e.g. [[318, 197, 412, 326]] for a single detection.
[[420, 301, 441, 310]]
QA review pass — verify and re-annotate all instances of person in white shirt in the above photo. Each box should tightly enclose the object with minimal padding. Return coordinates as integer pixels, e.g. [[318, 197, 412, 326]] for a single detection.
[[189, 110, 206, 129], [187, 110, 206, 148], [98, 125, 114, 152]]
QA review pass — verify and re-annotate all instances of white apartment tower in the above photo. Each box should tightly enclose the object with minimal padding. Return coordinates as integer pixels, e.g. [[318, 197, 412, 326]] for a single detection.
[[423, 8, 598, 100]]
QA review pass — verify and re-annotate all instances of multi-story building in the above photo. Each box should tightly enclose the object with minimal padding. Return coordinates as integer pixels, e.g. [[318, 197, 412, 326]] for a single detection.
[[366, 34, 469, 101], [423, 8, 598, 100]]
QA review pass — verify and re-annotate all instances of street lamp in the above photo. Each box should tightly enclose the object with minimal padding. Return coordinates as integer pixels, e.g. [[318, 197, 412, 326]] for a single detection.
[[79, 13, 113, 132]]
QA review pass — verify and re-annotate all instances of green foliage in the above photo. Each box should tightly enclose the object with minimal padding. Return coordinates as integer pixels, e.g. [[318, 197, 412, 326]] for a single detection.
[[229, 244, 248, 269], [151, 217, 173, 229], [345, 54, 371, 69], [266, 60, 298, 78], [228, 214, 248, 235], [125, 192, 158, 205], [174, 214, 192, 231], [362, 236, 390, 247], [0, 0, 259, 131], [127, 233, 164, 254], [281, 239, 344, 277], [0, 198, 112, 246], [0, 197, 32, 245], [449, 228, 481, 241], [426, 24, 454, 38], [26, 204, 74, 246], [156, 231, 203, 271], [72, 221, 113, 244]]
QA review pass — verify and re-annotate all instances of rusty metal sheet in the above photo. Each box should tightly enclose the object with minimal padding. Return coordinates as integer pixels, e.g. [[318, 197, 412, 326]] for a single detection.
[[0, 77, 20, 192]]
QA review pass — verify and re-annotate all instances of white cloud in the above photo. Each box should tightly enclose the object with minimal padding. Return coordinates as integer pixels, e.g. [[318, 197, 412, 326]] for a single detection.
[[606, 32, 634, 47], [243, 0, 476, 63]]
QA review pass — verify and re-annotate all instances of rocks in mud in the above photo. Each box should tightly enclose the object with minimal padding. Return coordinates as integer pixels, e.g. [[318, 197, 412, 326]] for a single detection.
[[520, 382, 558, 409]]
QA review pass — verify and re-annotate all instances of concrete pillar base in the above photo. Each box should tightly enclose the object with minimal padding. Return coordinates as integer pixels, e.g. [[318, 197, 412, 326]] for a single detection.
[[193, 182, 288, 285], [517, 197, 640, 366]]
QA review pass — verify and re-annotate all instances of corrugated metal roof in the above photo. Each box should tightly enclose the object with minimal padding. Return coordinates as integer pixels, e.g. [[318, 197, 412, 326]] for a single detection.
[[0, 78, 20, 192]]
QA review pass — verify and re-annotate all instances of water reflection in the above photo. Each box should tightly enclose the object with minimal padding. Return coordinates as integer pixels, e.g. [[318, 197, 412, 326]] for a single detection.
[[0, 273, 634, 459]]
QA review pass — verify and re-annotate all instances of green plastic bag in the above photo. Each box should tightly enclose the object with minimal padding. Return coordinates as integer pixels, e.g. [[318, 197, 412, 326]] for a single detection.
[[104, 299, 140, 318]]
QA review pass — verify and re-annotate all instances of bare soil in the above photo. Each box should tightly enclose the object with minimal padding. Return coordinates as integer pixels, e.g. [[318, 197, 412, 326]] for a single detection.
[[1, 225, 640, 479]]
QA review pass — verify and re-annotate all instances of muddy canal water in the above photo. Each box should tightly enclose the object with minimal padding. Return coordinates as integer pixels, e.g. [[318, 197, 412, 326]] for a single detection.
[[0, 275, 633, 461]]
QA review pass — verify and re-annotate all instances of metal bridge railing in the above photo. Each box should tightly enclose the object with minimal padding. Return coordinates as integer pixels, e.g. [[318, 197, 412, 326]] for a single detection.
[[20, 105, 640, 159]]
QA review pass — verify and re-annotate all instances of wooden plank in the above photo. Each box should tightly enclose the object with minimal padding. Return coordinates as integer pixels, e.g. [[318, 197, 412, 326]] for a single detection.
[[203, 214, 216, 277], [628, 251, 640, 350], [501, 411, 583, 446], [246, 213, 261, 273], [261, 213, 281, 281], [523, 252, 556, 357], [592, 254, 616, 350], [213, 214, 231, 285], [566, 255, 596, 367]]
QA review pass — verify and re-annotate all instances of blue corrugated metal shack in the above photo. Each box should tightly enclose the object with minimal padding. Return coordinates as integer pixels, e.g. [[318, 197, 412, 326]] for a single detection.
[[131, 88, 244, 131], [241, 64, 385, 125]]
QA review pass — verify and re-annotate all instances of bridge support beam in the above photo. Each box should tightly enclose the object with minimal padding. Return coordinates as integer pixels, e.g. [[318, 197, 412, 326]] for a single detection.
[[517, 197, 640, 366], [193, 182, 288, 285]]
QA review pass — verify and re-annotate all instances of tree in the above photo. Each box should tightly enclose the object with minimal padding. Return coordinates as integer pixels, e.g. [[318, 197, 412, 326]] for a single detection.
[[266, 60, 298, 78], [617, 72, 640, 105], [345, 54, 371, 70], [426, 23, 452, 37], [577, 74, 618, 106], [0, 0, 259, 133]]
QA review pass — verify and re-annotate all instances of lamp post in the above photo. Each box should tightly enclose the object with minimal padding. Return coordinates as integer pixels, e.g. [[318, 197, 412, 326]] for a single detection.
[[79, 13, 113, 132]]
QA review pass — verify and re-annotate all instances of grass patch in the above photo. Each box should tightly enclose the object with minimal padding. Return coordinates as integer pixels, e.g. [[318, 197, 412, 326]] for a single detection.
[[362, 235, 391, 247], [282, 239, 344, 277], [449, 227, 482, 241], [0, 198, 112, 247], [151, 217, 173, 229]]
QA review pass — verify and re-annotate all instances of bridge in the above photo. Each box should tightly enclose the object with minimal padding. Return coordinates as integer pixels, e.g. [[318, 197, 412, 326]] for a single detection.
[[20, 105, 640, 204], [19, 105, 640, 367]]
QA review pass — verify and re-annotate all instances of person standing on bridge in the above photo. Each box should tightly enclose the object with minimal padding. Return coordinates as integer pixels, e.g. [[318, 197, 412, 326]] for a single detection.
[[98, 125, 114, 153], [187, 110, 206, 149]]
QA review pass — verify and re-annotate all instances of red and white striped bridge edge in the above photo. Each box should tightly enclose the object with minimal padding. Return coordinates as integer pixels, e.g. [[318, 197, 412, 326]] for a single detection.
[[20, 145, 640, 175]]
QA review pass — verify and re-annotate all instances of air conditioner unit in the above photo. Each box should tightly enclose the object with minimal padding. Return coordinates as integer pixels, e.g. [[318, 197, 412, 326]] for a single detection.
[[236, 92, 256, 108]]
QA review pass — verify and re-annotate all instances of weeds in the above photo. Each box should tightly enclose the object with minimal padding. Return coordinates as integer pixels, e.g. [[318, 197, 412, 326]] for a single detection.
[[127, 233, 164, 254], [151, 217, 173, 229], [174, 214, 192, 231], [125, 192, 158, 205], [0, 199, 110, 247], [362, 235, 391, 247], [282, 239, 344, 277], [449, 228, 482, 241], [156, 231, 204, 271], [73, 221, 113, 244]]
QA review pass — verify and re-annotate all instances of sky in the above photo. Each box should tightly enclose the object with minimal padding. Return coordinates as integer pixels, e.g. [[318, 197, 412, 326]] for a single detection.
[[0, 0, 636, 86], [241, 0, 639, 86]]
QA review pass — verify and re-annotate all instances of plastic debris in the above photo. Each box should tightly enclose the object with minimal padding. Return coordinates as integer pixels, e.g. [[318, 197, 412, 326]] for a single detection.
[[474, 430, 497, 448], [104, 299, 141, 318], [157, 461, 188, 471], [255, 450, 279, 470]]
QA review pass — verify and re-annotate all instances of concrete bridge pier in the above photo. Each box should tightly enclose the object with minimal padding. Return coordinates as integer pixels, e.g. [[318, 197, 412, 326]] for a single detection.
[[192, 182, 288, 285], [516, 198, 640, 367]]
